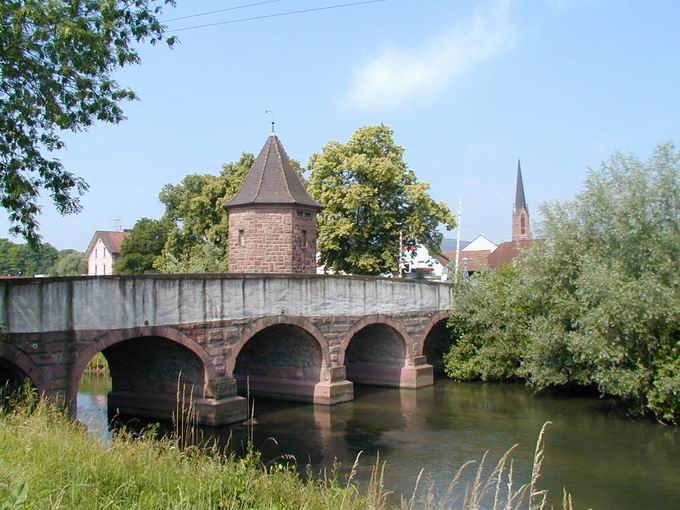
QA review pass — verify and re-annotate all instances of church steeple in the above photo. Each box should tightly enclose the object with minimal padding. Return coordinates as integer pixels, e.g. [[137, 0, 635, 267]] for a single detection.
[[512, 159, 531, 241], [514, 159, 527, 212]]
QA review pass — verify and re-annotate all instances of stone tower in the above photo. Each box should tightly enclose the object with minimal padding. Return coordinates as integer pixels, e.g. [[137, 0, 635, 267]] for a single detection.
[[512, 159, 531, 241], [225, 134, 322, 273]]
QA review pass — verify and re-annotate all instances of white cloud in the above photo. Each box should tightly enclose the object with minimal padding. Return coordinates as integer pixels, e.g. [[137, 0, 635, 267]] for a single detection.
[[344, 1, 517, 111]]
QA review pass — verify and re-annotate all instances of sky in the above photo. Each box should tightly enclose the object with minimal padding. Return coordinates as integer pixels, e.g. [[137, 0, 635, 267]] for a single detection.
[[4, 0, 680, 250]]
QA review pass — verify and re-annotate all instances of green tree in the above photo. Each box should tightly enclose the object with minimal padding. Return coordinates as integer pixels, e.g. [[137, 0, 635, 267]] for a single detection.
[[48, 249, 85, 276], [519, 143, 680, 422], [445, 142, 680, 423], [154, 153, 255, 273], [445, 265, 529, 382], [308, 125, 456, 275], [0, 0, 175, 244], [0, 238, 59, 275], [114, 218, 171, 274]]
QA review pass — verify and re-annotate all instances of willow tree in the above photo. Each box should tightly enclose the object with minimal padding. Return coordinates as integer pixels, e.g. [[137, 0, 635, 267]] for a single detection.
[[446, 142, 680, 423], [308, 125, 455, 275]]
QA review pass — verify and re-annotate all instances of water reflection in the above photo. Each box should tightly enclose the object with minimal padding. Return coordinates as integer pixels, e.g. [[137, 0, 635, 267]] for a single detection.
[[78, 373, 680, 510]]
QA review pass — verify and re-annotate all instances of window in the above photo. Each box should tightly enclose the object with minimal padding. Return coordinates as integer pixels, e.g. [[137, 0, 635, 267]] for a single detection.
[[238, 230, 245, 247], [95, 248, 97, 259], [103, 265, 106, 275], [95, 265, 98, 275], [302, 230, 308, 248], [521, 216, 525, 235]]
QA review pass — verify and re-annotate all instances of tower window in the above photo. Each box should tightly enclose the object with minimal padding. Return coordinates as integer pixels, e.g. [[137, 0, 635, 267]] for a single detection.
[[302, 230, 308, 248], [521, 216, 525, 235], [238, 230, 245, 247]]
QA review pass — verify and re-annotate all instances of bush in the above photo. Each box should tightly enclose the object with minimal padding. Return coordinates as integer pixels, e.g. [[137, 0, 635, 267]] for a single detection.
[[445, 143, 680, 424]]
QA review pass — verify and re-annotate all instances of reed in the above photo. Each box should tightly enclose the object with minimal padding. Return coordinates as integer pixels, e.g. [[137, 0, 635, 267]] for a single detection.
[[83, 352, 108, 373], [0, 393, 575, 509]]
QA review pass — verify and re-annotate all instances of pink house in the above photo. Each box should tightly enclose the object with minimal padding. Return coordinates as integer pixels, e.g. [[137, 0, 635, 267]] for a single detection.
[[85, 231, 129, 275]]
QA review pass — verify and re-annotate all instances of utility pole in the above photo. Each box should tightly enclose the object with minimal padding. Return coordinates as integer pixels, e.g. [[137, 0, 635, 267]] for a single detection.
[[453, 198, 462, 283], [399, 230, 404, 278]]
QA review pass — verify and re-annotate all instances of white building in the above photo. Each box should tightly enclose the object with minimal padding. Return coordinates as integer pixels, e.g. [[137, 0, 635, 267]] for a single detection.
[[403, 243, 451, 281], [461, 233, 497, 253], [85, 231, 129, 275]]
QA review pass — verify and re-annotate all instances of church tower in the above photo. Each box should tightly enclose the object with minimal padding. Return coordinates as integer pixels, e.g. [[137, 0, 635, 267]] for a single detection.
[[225, 134, 322, 273], [512, 159, 531, 241]]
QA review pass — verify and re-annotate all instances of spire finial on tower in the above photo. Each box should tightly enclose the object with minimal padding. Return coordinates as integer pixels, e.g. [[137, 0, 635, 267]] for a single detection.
[[515, 157, 527, 210], [265, 109, 275, 134]]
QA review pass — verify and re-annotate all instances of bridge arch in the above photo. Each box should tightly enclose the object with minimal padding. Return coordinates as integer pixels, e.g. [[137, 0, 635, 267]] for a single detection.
[[68, 326, 217, 414], [229, 316, 330, 402], [340, 315, 411, 388], [0, 345, 46, 394], [338, 315, 412, 366], [228, 316, 330, 376], [418, 311, 452, 375]]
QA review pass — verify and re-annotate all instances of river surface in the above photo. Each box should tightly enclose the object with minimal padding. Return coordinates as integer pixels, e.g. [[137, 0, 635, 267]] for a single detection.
[[78, 373, 679, 510]]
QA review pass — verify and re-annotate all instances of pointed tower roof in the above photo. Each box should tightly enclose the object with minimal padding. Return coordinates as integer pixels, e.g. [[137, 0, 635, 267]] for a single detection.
[[225, 134, 321, 210], [514, 158, 527, 210]]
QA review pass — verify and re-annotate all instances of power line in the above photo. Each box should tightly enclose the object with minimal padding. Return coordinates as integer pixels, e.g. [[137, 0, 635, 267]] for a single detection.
[[168, 0, 389, 33], [163, 0, 288, 23]]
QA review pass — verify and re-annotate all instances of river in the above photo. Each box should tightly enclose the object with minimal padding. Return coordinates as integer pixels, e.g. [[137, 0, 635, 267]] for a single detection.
[[78, 373, 679, 509]]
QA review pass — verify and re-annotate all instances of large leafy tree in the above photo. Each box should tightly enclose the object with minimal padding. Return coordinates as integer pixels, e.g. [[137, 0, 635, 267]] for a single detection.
[[308, 124, 456, 275], [0, 237, 83, 275], [0, 0, 175, 244], [446, 142, 680, 423], [154, 153, 255, 273], [48, 248, 85, 275], [114, 217, 171, 274]]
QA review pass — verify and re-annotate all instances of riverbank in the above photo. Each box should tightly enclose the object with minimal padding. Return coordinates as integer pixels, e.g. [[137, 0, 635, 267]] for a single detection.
[[0, 400, 378, 509], [4, 395, 573, 509]]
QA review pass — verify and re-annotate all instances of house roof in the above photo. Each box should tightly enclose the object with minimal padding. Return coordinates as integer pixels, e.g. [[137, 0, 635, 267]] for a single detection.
[[224, 134, 321, 210], [486, 240, 533, 269], [85, 231, 128, 258], [458, 250, 491, 272], [515, 159, 527, 211], [439, 251, 454, 264], [439, 250, 491, 272], [433, 254, 450, 267]]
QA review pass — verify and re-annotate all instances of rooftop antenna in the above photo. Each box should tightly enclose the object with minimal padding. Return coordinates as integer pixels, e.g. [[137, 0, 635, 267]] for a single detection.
[[111, 218, 121, 231], [265, 109, 275, 134]]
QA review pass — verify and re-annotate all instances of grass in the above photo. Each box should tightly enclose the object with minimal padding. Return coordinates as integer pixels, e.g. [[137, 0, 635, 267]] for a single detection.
[[0, 391, 576, 509]]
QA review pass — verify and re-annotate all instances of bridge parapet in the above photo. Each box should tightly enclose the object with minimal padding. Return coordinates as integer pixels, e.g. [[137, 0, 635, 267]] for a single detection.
[[0, 274, 451, 333]]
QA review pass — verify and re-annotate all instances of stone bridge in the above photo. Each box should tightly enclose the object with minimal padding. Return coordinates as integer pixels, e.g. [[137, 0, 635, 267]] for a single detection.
[[0, 274, 452, 426]]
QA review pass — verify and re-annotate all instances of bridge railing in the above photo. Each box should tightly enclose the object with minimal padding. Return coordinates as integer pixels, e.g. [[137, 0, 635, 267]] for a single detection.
[[0, 273, 452, 333]]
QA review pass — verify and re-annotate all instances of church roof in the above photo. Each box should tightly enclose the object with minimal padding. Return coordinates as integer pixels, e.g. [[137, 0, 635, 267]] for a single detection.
[[515, 159, 527, 211], [225, 134, 321, 210]]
